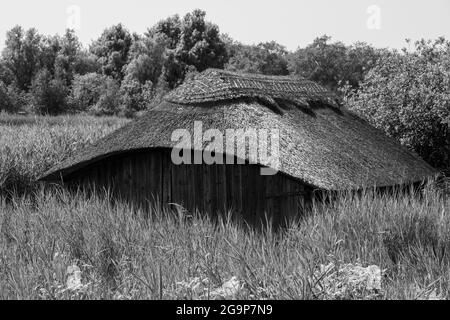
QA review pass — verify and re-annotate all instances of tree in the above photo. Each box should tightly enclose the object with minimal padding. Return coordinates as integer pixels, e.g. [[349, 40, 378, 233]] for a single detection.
[[225, 40, 289, 75], [1, 26, 43, 91], [119, 78, 153, 116], [72, 50, 101, 75], [39, 34, 62, 76], [0, 81, 14, 112], [147, 14, 181, 49], [345, 38, 450, 171], [124, 34, 166, 85], [0, 81, 26, 113], [90, 24, 133, 81], [70, 73, 107, 111], [0, 61, 15, 86], [29, 69, 68, 115], [91, 77, 121, 116], [147, 9, 228, 89], [54, 29, 83, 85], [287, 35, 381, 92], [176, 9, 228, 72], [70, 72, 120, 115]]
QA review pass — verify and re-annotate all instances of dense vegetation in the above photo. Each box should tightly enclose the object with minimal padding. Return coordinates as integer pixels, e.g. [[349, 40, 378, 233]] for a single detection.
[[344, 38, 450, 172], [0, 113, 128, 195]]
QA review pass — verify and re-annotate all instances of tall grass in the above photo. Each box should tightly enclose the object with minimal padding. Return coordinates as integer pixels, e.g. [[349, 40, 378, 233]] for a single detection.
[[0, 188, 448, 300], [0, 113, 129, 195]]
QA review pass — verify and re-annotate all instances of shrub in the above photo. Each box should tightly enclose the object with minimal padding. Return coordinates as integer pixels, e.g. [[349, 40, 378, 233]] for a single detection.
[[0, 82, 28, 113], [89, 77, 121, 116], [29, 69, 68, 115], [70, 73, 121, 115], [0, 81, 13, 112], [119, 78, 153, 117], [70, 73, 106, 112], [345, 38, 450, 172]]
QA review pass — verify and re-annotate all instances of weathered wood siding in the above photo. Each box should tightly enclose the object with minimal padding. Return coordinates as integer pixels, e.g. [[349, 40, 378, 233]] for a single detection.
[[66, 149, 312, 225]]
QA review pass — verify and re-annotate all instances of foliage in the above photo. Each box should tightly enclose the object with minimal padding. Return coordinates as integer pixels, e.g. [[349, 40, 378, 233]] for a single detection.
[[70, 72, 122, 116], [0, 82, 14, 112], [345, 38, 450, 171], [89, 77, 121, 116], [0, 61, 15, 86], [54, 30, 83, 85], [124, 35, 166, 85], [70, 73, 107, 111], [147, 9, 228, 88], [119, 78, 153, 116], [288, 35, 382, 92], [1, 26, 43, 91], [29, 69, 68, 115], [89, 24, 133, 81], [225, 39, 289, 75]]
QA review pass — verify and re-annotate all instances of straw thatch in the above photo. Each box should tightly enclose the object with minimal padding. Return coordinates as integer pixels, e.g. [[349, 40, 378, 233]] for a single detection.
[[40, 69, 436, 190]]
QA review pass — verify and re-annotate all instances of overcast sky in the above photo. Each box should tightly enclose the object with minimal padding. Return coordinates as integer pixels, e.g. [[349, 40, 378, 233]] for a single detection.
[[1, 0, 449, 51]]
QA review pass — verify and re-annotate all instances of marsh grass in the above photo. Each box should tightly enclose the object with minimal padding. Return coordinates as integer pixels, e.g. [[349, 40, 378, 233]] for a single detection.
[[0, 113, 128, 195], [0, 187, 448, 300]]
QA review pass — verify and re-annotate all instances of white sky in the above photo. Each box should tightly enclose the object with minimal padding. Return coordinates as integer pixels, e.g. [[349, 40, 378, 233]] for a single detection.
[[0, 0, 449, 51]]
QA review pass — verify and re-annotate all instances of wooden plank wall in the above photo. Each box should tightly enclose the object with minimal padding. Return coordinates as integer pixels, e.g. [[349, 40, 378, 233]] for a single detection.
[[68, 149, 312, 225]]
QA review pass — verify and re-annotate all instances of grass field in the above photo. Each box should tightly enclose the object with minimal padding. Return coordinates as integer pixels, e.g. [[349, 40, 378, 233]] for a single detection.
[[0, 113, 449, 300], [0, 112, 129, 196]]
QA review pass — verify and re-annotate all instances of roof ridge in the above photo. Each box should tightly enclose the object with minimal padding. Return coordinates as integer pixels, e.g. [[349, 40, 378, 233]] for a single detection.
[[164, 68, 339, 112]]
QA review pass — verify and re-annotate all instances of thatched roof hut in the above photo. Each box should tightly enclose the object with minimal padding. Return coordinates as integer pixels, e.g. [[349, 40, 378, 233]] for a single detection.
[[40, 69, 436, 223]]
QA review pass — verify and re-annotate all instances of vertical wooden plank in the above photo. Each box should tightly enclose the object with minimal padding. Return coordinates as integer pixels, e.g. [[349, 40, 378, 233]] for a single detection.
[[225, 163, 234, 214], [272, 174, 282, 227], [255, 167, 266, 221], [185, 163, 195, 213], [203, 163, 212, 214], [171, 160, 186, 210], [110, 157, 119, 199], [232, 164, 242, 218], [122, 155, 133, 206], [132, 154, 140, 209], [210, 163, 218, 215], [144, 150, 156, 206], [240, 165, 248, 222], [156, 151, 163, 206], [194, 161, 204, 214], [216, 160, 227, 215], [104, 157, 112, 194], [161, 151, 172, 207], [265, 174, 275, 225]]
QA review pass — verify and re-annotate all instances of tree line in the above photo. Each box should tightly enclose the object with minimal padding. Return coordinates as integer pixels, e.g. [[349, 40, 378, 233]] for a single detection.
[[0, 9, 448, 171], [0, 9, 382, 116]]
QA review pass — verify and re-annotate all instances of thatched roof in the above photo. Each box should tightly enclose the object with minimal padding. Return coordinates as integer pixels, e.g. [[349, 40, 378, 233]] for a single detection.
[[40, 69, 437, 190]]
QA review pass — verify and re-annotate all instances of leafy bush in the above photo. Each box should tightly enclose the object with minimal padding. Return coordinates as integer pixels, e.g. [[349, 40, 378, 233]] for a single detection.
[[345, 39, 450, 172], [119, 78, 153, 117], [0, 81, 14, 112], [70, 73, 121, 115], [29, 69, 68, 115], [89, 24, 133, 81], [288, 35, 382, 92], [89, 77, 121, 116], [225, 40, 289, 75]]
